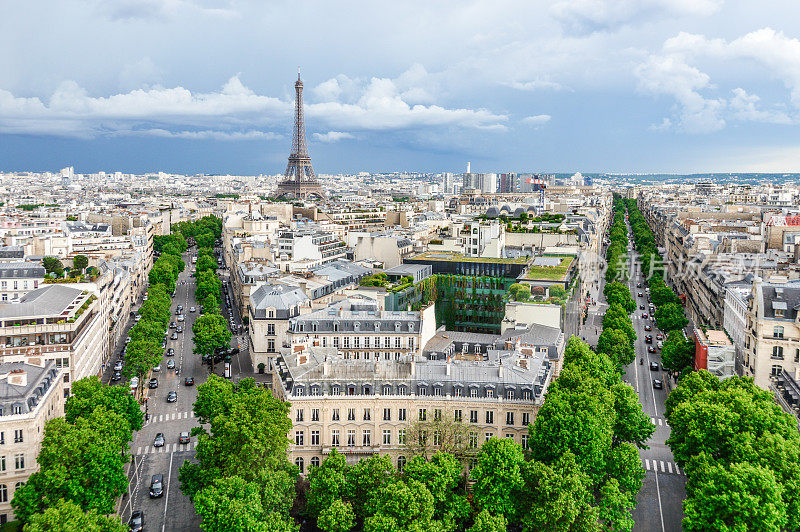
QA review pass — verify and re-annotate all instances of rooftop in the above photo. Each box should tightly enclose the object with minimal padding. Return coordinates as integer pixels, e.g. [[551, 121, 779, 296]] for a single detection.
[[409, 251, 529, 264], [0, 284, 87, 319]]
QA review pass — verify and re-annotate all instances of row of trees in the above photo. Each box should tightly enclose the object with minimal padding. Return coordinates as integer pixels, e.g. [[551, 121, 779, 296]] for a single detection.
[[665, 370, 800, 531], [624, 199, 693, 375], [42, 255, 90, 279], [11, 377, 142, 529]]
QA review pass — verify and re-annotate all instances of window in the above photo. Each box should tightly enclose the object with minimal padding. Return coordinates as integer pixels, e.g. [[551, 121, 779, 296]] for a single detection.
[[772, 346, 784, 360], [383, 430, 391, 445], [347, 430, 356, 447], [364, 337, 371, 348], [332, 409, 340, 421], [434, 387, 442, 396], [364, 409, 371, 421], [795, 349, 800, 363], [343, 337, 350, 349], [774, 326, 784, 339], [486, 389, 494, 399], [0, 484, 6, 503], [267, 339, 275, 353], [384, 337, 391, 348], [398, 429, 406, 445], [383, 408, 391, 421], [363, 430, 371, 446], [267, 324, 275, 336], [0, 456, 4, 472], [347, 408, 355, 421], [418, 386, 427, 396], [311, 409, 319, 422], [397, 456, 406, 472], [433, 409, 442, 421], [419, 430, 427, 445], [332, 386, 341, 396], [398, 408, 407, 421], [311, 431, 319, 446], [63, 374, 69, 383], [506, 390, 515, 400], [333, 337, 340, 348], [522, 390, 532, 400], [14, 454, 24, 470], [470, 387, 478, 398], [409, 337, 415, 351], [295, 409, 304, 422], [311, 456, 320, 468], [13, 430, 22, 444], [470, 410, 478, 423], [485, 411, 494, 424], [485, 432, 493, 442], [454, 387, 463, 397], [395, 337, 401, 348], [469, 432, 478, 449], [295, 457, 304, 474], [505, 433, 514, 440], [506, 412, 515, 426], [521, 434, 529, 449], [772, 364, 784, 376], [433, 431, 441, 446], [354, 337, 360, 348], [454, 410, 462, 423], [331, 430, 340, 447], [522, 412, 531, 426], [295, 431, 304, 446], [418, 408, 427, 421]]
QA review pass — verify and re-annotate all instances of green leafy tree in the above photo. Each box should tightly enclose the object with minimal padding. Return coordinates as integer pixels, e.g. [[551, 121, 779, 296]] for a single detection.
[[195, 232, 216, 249], [196, 254, 218, 274], [661, 330, 695, 373], [23, 498, 126, 532], [128, 319, 165, 345], [468, 510, 507, 532], [193, 476, 298, 532], [343, 455, 396, 521], [601, 304, 636, 344], [604, 281, 635, 313], [655, 302, 688, 332], [318, 499, 355, 532], [549, 284, 567, 299], [306, 449, 348, 520], [471, 438, 524, 520], [610, 383, 655, 447], [72, 255, 88, 273], [403, 452, 469, 527], [363, 479, 443, 532], [202, 294, 220, 314], [42, 256, 64, 277], [148, 259, 176, 294], [596, 328, 635, 366], [65, 376, 143, 432], [123, 338, 162, 388], [192, 313, 232, 358]]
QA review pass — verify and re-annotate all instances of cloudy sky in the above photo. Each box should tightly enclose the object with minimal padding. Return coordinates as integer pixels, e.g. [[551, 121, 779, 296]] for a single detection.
[[3, 0, 800, 174]]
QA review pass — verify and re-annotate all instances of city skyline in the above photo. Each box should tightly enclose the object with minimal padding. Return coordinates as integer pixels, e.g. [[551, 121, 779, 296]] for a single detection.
[[4, 2, 800, 174]]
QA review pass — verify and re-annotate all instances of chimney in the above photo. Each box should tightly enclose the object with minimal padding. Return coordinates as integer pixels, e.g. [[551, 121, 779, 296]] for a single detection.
[[8, 369, 27, 387], [410, 358, 416, 377], [498, 364, 503, 379], [446, 356, 451, 376], [323, 355, 329, 376]]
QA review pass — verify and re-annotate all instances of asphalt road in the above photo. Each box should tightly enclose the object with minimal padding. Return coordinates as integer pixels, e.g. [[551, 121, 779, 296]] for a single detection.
[[116, 248, 246, 532]]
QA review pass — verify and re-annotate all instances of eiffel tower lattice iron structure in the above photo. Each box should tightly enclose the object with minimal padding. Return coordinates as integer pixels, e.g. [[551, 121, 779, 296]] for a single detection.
[[275, 70, 326, 199]]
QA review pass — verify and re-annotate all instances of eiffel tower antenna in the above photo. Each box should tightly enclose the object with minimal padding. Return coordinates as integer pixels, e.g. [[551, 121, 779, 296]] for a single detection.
[[275, 69, 325, 199]]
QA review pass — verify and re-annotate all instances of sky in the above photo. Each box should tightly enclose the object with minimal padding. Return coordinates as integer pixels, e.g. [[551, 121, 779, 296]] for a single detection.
[[3, 0, 800, 174]]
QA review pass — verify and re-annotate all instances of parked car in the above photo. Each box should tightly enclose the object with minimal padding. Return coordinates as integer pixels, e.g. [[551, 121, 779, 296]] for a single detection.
[[128, 510, 144, 532], [129, 377, 139, 389], [189, 306, 196, 313], [639, 305, 645, 310], [134, 314, 142, 322], [176, 325, 183, 333], [153, 433, 165, 447], [149, 474, 164, 498], [166, 391, 177, 403], [638, 292, 643, 297], [167, 359, 175, 369], [657, 341, 663, 350], [169, 321, 177, 329], [161, 340, 167, 349], [644, 324, 652, 331], [647, 346, 656, 353], [114, 361, 123, 372], [656, 333, 664, 341], [152, 364, 161, 372], [177, 314, 185, 322], [166, 348, 175, 356], [653, 379, 664, 390], [642, 313, 649, 319], [171, 332, 178, 340], [179, 431, 190, 444], [111, 371, 122, 382], [149, 378, 158, 389]]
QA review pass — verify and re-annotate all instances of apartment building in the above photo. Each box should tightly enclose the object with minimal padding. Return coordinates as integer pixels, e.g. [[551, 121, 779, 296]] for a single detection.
[[723, 284, 750, 375], [248, 284, 311, 372], [0, 285, 107, 396], [0, 262, 45, 302], [744, 277, 800, 390], [277, 230, 347, 272], [0, 360, 63, 523], [694, 328, 736, 379], [273, 343, 553, 471]]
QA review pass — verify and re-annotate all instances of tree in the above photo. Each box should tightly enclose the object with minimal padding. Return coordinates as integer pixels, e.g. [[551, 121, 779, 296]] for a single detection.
[[203, 294, 220, 314], [42, 256, 64, 277], [404, 452, 469, 527], [596, 328, 635, 366], [196, 254, 218, 274], [24, 498, 126, 532], [306, 449, 348, 520], [610, 383, 655, 448], [655, 302, 688, 332], [604, 281, 635, 313], [468, 510, 507, 532], [193, 476, 298, 532], [508, 283, 531, 302], [192, 313, 232, 359], [343, 455, 395, 521], [650, 285, 680, 308], [148, 259, 176, 295], [362, 479, 443, 532], [195, 232, 215, 249], [65, 376, 143, 432], [601, 304, 636, 344], [404, 411, 473, 460], [318, 499, 355, 532], [661, 330, 694, 374], [123, 339, 161, 390], [471, 438, 524, 520], [128, 319, 165, 345], [549, 284, 566, 299], [72, 255, 88, 273]]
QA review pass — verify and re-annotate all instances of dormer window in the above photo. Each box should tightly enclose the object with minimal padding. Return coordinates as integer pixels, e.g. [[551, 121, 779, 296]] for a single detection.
[[409, 323, 414, 332]]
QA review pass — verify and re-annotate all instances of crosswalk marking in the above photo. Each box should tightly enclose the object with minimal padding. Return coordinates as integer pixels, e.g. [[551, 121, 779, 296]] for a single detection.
[[645, 459, 650, 471], [641, 458, 683, 476], [660, 461, 665, 473], [675, 463, 681, 475], [667, 462, 673, 474]]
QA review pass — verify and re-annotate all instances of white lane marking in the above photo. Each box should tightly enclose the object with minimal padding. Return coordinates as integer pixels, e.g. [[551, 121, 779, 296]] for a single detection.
[[136, 446, 141, 455], [667, 462, 673, 474], [645, 459, 650, 471], [675, 463, 682, 475], [161, 447, 175, 532], [660, 461, 665, 473]]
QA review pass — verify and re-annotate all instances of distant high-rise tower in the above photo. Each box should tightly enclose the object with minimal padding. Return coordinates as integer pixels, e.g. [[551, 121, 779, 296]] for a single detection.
[[275, 69, 325, 199]]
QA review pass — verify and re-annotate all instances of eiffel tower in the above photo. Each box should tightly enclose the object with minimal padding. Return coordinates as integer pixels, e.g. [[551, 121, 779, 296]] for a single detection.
[[275, 69, 326, 199]]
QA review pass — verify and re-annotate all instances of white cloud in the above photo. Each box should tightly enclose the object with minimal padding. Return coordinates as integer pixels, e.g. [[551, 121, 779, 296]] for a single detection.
[[312, 131, 354, 143], [95, 0, 238, 21], [521, 115, 551, 128], [550, 0, 723, 33], [635, 54, 725, 133], [118, 57, 162, 91], [507, 80, 569, 92], [126, 129, 282, 140], [728, 88, 793, 124]]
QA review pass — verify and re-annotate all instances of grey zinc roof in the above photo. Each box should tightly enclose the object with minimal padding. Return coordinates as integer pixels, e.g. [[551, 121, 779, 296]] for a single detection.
[[290, 297, 421, 333], [0, 262, 46, 278], [0, 246, 24, 259], [0, 284, 85, 319], [499, 323, 563, 346], [0, 361, 59, 415], [250, 283, 309, 318], [762, 285, 800, 320]]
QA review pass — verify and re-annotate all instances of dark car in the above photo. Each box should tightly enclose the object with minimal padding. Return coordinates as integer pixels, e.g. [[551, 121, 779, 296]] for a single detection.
[[638, 292, 643, 297], [649, 362, 659, 371], [167, 359, 175, 369], [656, 333, 664, 341], [227, 347, 240, 356], [111, 371, 122, 382], [179, 431, 190, 444], [128, 510, 144, 532], [169, 321, 177, 329], [166, 347, 175, 356], [149, 474, 164, 498], [175, 308, 182, 315], [642, 313, 649, 319], [645, 335, 653, 344], [149, 378, 158, 389], [644, 324, 652, 331], [184, 376, 194, 386], [171, 332, 178, 340], [637, 283, 642, 288], [639, 305, 645, 310], [648, 346, 656, 353], [153, 433, 165, 447], [166, 391, 177, 403], [653, 379, 664, 390], [176, 325, 183, 333]]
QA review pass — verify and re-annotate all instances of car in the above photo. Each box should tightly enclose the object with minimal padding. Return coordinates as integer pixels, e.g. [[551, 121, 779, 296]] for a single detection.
[[653, 379, 664, 390], [111, 371, 122, 382], [642, 313, 649, 319], [149, 378, 158, 389], [169, 321, 177, 329], [638, 292, 643, 297], [128, 510, 144, 532], [179, 431, 190, 444], [134, 314, 142, 322], [149, 474, 164, 498], [657, 341, 663, 350], [644, 324, 652, 331], [114, 361, 123, 371], [153, 433, 165, 447], [166, 347, 175, 356], [152, 364, 161, 372], [639, 304, 645, 310], [637, 282, 642, 288], [176, 325, 183, 333], [647, 346, 656, 353], [184, 376, 194, 386], [227, 347, 240, 356], [645, 335, 653, 344], [129, 376, 139, 389], [161, 340, 167, 349], [125, 337, 131, 344], [189, 306, 196, 313], [166, 359, 175, 369], [177, 314, 185, 322], [649, 361, 659, 371], [656, 333, 664, 341], [177, 305, 183, 313], [166, 390, 177, 402], [171, 332, 178, 340]]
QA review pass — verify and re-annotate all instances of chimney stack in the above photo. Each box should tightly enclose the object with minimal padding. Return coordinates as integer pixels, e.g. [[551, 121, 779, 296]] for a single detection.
[[446, 356, 451, 376]]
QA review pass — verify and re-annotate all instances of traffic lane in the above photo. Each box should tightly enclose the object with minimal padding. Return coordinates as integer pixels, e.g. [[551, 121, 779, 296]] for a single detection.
[[165, 448, 202, 531], [658, 473, 687, 531]]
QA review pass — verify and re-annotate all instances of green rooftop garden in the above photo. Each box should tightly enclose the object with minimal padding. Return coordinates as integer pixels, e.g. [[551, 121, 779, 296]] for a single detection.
[[524, 256, 574, 281], [410, 252, 530, 264]]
